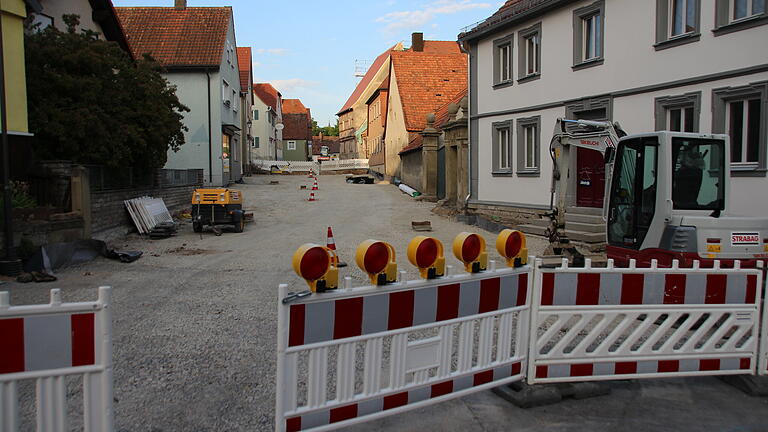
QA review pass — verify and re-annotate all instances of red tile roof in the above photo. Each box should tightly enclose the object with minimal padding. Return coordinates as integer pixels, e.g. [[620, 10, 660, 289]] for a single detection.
[[115, 7, 231, 68], [283, 114, 312, 140], [236, 47, 252, 92], [311, 136, 341, 155], [435, 88, 468, 128], [337, 45, 396, 115], [282, 99, 308, 115], [391, 41, 467, 133], [253, 83, 281, 111], [399, 134, 423, 155], [398, 87, 467, 156]]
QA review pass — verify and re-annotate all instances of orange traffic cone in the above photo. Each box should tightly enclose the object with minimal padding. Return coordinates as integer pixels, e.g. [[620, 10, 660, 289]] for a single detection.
[[326, 226, 347, 267], [308, 192, 316, 202]]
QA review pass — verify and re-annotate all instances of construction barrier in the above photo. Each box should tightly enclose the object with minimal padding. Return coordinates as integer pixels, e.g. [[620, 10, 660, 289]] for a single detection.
[[276, 262, 532, 432], [319, 159, 369, 172], [0, 287, 113, 432], [528, 259, 762, 383], [253, 160, 320, 173], [277, 231, 768, 431]]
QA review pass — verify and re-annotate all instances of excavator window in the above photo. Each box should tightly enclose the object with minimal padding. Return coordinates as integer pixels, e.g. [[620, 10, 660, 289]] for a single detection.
[[671, 138, 725, 211], [607, 137, 658, 249]]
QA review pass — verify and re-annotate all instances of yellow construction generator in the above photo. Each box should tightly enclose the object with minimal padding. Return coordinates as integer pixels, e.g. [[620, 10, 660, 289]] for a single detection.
[[191, 188, 245, 233]]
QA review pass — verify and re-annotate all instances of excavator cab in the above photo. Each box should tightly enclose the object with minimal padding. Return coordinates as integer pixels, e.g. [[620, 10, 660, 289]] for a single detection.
[[606, 132, 768, 267]]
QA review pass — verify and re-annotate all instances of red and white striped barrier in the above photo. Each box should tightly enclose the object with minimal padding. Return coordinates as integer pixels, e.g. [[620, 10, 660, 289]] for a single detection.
[[276, 262, 532, 432], [528, 259, 763, 384], [0, 287, 113, 432], [759, 263, 768, 376]]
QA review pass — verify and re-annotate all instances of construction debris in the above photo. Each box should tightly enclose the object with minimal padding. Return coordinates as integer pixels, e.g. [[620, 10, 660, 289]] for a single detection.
[[411, 221, 432, 231], [149, 221, 178, 239], [124, 197, 174, 234]]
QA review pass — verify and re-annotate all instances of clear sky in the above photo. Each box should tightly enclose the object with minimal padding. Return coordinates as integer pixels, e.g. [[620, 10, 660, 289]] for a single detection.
[[111, 0, 502, 125]]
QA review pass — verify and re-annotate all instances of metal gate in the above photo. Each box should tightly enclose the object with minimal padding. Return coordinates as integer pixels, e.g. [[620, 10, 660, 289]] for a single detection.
[[0, 287, 114, 432], [276, 263, 532, 432], [528, 259, 763, 383], [436, 146, 445, 200]]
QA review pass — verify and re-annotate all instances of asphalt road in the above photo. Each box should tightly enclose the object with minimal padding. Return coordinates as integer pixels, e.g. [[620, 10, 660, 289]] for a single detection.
[[5, 174, 767, 431]]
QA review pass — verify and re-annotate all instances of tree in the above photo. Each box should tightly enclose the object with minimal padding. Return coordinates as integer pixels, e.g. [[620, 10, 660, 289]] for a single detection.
[[312, 119, 339, 137], [24, 15, 189, 171]]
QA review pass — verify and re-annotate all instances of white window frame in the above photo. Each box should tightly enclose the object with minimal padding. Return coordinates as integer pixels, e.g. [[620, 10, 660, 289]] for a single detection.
[[733, 0, 765, 21], [232, 90, 238, 112], [492, 34, 514, 88], [726, 98, 761, 167], [582, 13, 601, 61], [669, 0, 697, 36], [492, 120, 513, 175], [287, 140, 297, 151], [222, 80, 230, 106]]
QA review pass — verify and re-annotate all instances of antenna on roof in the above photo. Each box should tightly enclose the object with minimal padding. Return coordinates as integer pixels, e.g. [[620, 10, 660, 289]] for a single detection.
[[354, 59, 369, 78]]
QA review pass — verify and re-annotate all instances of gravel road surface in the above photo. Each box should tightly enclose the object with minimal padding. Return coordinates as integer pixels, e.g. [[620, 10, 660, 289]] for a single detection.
[[5, 174, 767, 432]]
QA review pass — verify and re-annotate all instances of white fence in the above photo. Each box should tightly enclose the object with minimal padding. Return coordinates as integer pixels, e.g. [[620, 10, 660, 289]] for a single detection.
[[319, 159, 369, 172], [276, 254, 768, 431], [276, 263, 532, 432], [0, 287, 113, 432], [252, 159, 369, 174], [253, 160, 320, 173]]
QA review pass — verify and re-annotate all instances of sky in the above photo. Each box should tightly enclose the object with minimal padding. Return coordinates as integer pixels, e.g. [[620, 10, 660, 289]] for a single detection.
[[111, 0, 503, 125]]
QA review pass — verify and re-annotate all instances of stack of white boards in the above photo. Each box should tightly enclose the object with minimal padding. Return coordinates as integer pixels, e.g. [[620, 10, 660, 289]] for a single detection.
[[124, 197, 173, 234]]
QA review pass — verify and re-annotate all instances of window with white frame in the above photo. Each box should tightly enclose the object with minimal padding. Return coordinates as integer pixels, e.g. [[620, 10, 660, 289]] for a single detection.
[[655, 92, 701, 132], [492, 34, 514, 87], [287, 140, 297, 151], [492, 121, 513, 174], [518, 22, 541, 81], [222, 80, 230, 106], [232, 90, 238, 112], [670, 0, 697, 36], [573, 1, 604, 68], [714, 0, 767, 34], [728, 98, 761, 165], [712, 82, 767, 175], [583, 14, 601, 60], [655, 0, 701, 49], [517, 116, 540, 175], [253, 136, 260, 148], [733, 0, 766, 20]]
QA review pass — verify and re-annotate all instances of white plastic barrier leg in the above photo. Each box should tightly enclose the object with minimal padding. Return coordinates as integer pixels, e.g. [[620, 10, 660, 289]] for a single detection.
[[0, 287, 114, 432]]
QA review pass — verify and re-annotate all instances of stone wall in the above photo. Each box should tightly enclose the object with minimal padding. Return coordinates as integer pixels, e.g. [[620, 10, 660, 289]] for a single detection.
[[467, 201, 547, 228], [400, 151, 422, 191], [91, 185, 197, 240]]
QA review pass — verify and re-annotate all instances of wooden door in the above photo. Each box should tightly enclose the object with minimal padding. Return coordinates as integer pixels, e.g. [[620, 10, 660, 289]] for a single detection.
[[576, 147, 605, 208]]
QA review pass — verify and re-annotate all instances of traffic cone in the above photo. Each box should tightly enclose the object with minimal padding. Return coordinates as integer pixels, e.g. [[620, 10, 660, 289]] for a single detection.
[[326, 226, 347, 267], [312, 180, 318, 191], [308, 191, 316, 202]]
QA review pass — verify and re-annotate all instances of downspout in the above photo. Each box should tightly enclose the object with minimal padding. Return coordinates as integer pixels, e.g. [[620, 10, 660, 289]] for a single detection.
[[206, 69, 213, 184], [458, 40, 472, 208]]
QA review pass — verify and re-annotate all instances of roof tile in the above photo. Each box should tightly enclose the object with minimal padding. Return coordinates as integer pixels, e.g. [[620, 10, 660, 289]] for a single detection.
[[115, 7, 231, 68], [236, 47, 252, 91], [253, 83, 281, 111]]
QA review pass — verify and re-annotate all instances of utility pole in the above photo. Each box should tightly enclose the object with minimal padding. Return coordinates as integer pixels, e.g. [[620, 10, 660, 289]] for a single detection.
[[0, 12, 21, 275]]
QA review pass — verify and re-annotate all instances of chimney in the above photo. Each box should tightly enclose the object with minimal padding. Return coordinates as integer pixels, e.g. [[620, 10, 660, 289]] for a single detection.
[[412, 32, 424, 52], [174, 0, 186, 10]]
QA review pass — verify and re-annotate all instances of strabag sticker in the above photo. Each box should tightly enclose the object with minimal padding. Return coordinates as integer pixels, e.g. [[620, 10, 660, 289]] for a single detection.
[[731, 232, 760, 246]]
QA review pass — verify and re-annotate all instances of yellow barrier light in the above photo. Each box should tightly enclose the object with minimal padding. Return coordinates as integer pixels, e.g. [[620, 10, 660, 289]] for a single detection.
[[496, 229, 528, 268], [356, 240, 397, 285], [407, 236, 445, 279], [292, 244, 338, 293], [452, 232, 488, 273]]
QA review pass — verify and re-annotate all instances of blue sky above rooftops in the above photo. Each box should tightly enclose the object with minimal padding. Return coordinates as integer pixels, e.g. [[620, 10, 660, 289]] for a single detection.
[[112, 0, 502, 124]]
